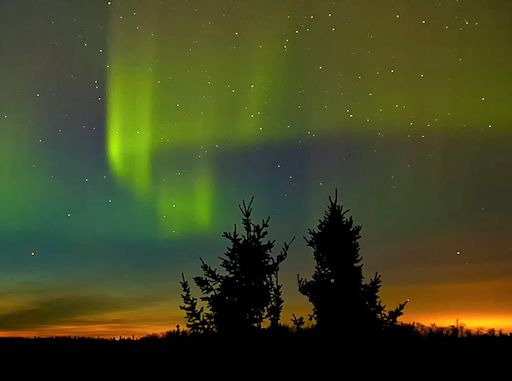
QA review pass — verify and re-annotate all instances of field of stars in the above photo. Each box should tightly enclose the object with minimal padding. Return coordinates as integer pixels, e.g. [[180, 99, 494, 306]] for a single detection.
[[0, 0, 511, 336]]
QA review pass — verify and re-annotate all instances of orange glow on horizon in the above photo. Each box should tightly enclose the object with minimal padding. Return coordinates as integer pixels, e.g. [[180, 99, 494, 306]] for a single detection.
[[0, 323, 179, 339], [0, 313, 511, 338], [1, 278, 512, 338], [401, 314, 512, 333]]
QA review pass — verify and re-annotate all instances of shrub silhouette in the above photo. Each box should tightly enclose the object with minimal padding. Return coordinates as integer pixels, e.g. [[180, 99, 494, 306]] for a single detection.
[[298, 190, 406, 334], [180, 198, 293, 334], [291, 314, 305, 332]]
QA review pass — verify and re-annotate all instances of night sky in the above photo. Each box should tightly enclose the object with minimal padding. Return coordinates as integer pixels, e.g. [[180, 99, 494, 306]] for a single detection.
[[1, 0, 511, 336]]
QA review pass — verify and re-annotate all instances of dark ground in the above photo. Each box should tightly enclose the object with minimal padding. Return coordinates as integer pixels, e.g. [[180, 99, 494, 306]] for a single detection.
[[0, 333, 510, 377]]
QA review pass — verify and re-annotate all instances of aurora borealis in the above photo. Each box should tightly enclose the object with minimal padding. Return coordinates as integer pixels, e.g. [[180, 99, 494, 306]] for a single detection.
[[0, 0, 511, 336]]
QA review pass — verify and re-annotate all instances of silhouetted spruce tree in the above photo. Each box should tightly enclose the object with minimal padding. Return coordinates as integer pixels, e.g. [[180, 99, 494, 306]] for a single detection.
[[298, 190, 406, 335], [180, 198, 292, 334], [179, 274, 212, 334]]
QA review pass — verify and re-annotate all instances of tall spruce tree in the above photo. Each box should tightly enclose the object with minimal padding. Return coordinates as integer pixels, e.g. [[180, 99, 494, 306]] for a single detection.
[[180, 198, 292, 334], [298, 190, 406, 334]]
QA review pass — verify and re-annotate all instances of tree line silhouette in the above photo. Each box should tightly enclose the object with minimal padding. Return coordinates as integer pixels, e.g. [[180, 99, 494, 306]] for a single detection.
[[180, 190, 407, 336]]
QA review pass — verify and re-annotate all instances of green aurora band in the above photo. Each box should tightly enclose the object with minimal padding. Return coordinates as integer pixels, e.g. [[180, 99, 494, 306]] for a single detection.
[[106, 1, 292, 235], [105, 1, 511, 236]]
